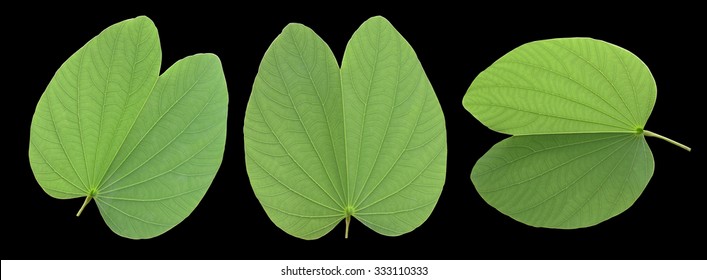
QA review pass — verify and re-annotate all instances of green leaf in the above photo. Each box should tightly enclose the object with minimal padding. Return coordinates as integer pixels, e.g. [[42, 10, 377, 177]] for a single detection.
[[29, 16, 228, 239], [473, 133, 653, 228], [244, 16, 446, 239], [464, 38, 690, 228], [464, 38, 657, 135]]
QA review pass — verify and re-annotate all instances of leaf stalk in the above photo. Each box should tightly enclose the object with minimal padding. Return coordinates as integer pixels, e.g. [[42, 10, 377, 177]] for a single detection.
[[345, 214, 351, 239], [643, 130, 691, 152], [77, 195, 93, 217]]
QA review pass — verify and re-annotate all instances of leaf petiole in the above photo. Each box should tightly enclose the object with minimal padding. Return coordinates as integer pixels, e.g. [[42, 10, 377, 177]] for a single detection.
[[77, 194, 93, 217], [345, 214, 351, 239], [644, 130, 691, 152]]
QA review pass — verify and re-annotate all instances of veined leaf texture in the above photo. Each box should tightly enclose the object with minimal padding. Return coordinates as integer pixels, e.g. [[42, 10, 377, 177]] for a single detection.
[[464, 38, 690, 228], [29, 16, 229, 239], [244, 16, 447, 239]]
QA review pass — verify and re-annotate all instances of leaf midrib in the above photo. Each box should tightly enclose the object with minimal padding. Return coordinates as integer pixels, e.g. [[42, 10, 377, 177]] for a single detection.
[[93, 19, 158, 190], [288, 27, 347, 207], [99, 58, 218, 190], [549, 40, 640, 125], [349, 26, 380, 208], [353, 24, 395, 208], [271, 34, 344, 210], [472, 102, 635, 131], [250, 93, 342, 212], [503, 136, 634, 215], [490, 59, 636, 128], [90, 22, 126, 188]]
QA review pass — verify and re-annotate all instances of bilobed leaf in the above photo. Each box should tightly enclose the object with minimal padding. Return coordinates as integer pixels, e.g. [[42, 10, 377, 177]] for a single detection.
[[244, 16, 446, 239], [29, 16, 228, 239], [464, 38, 689, 228]]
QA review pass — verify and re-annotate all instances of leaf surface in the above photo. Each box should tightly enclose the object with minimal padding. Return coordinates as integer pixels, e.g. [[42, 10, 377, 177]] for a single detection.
[[473, 133, 653, 228], [464, 38, 688, 228], [29, 16, 228, 239], [244, 16, 446, 239]]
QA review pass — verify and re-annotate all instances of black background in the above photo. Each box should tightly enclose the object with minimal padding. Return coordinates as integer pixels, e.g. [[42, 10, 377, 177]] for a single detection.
[[6, 4, 704, 259]]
